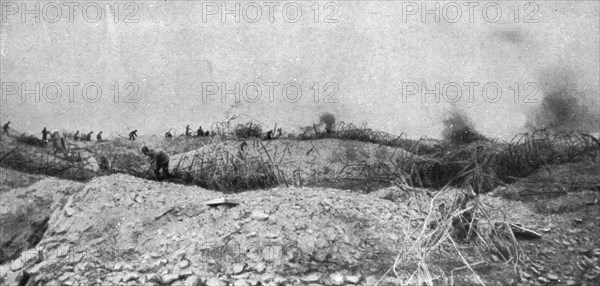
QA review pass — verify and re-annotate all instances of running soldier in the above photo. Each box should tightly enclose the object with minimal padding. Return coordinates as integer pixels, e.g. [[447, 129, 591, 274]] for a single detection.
[[129, 130, 138, 140]]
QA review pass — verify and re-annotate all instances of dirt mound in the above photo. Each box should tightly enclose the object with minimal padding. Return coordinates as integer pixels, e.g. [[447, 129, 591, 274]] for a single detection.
[[1, 173, 515, 286], [1, 174, 414, 285], [2, 164, 599, 285], [2, 134, 599, 285], [0, 172, 83, 265]]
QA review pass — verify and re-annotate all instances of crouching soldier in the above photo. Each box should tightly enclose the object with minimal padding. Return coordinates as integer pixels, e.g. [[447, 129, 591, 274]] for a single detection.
[[129, 130, 138, 140], [265, 130, 273, 140], [142, 146, 170, 180]]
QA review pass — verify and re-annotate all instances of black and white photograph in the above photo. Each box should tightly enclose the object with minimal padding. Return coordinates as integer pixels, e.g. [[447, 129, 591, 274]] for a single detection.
[[0, 1, 599, 285]]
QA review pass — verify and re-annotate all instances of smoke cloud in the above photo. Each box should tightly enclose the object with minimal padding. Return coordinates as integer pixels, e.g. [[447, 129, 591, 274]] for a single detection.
[[442, 110, 486, 144], [319, 113, 336, 132], [526, 67, 599, 133]]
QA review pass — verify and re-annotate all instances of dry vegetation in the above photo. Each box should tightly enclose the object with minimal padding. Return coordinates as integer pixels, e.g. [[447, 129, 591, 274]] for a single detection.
[[1, 111, 599, 285], [2, 115, 598, 195]]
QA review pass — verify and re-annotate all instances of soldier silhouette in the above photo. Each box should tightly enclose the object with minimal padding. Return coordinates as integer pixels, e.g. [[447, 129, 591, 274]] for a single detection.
[[42, 127, 49, 141], [2, 121, 10, 134], [142, 146, 170, 180], [129, 130, 138, 140]]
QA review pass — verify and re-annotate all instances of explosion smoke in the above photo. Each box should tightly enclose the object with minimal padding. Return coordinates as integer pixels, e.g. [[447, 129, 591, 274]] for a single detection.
[[526, 67, 599, 133], [442, 110, 486, 144], [319, 113, 336, 133]]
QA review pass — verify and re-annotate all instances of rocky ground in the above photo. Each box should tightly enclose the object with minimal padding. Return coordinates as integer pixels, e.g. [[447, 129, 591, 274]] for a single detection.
[[1, 160, 599, 286], [488, 162, 600, 286], [1, 132, 599, 286], [0, 171, 421, 286]]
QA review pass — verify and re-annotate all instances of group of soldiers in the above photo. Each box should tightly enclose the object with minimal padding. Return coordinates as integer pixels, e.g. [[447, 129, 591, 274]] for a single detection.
[[1, 122, 103, 144], [3, 121, 283, 143], [164, 125, 283, 140], [189, 125, 212, 137], [2, 121, 289, 182], [165, 125, 212, 139], [2, 122, 66, 155], [71, 129, 136, 141], [67, 130, 103, 142], [2, 120, 169, 180]]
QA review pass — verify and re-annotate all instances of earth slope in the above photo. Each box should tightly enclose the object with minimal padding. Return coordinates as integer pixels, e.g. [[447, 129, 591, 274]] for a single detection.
[[0, 171, 526, 286]]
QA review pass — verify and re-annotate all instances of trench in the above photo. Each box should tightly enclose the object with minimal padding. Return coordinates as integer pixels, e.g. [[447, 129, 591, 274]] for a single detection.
[[0, 198, 51, 265]]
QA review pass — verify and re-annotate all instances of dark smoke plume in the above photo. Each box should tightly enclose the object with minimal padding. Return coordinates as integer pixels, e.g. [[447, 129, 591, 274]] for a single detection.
[[526, 68, 599, 133], [319, 113, 336, 133], [442, 110, 486, 144]]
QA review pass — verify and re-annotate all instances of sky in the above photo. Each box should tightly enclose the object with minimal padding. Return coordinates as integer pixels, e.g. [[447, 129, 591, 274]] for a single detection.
[[1, 1, 599, 140]]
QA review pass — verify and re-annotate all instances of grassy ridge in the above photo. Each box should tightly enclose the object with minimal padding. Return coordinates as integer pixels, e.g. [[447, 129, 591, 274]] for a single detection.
[[1, 124, 598, 194]]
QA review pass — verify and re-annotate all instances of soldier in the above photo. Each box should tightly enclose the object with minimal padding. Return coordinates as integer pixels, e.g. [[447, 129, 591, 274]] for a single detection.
[[51, 131, 69, 157], [86, 131, 94, 141], [238, 141, 248, 160], [205, 130, 210, 137], [185, 125, 191, 136], [141, 146, 170, 180], [73, 130, 80, 141], [197, 126, 204, 137], [276, 128, 282, 138], [2, 121, 10, 134], [96, 131, 103, 142], [265, 130, 273, 140], [129, 130, 137, 140], [165, 130, 173, 138], [42, 127, 49, 141]]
